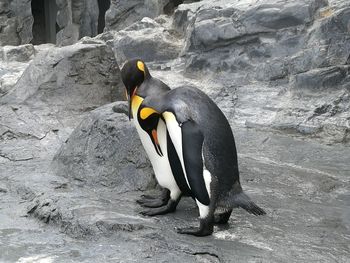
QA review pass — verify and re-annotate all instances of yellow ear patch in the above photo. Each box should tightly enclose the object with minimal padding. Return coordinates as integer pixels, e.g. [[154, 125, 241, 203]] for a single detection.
[[137, 61, 145, 72], [140, 107, 158, 120]]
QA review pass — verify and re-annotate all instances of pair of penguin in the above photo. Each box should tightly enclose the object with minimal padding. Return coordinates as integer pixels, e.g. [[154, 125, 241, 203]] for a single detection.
[[121, 59, 265, 236]]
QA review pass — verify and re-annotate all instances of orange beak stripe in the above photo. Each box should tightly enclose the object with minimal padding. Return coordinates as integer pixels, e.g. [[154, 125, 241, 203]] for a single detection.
[[152, 129, 159, 145]]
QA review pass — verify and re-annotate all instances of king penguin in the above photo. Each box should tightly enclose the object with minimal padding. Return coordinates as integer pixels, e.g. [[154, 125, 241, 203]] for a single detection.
[[137, 86, 266, 236], [121, 59, 184, 213]]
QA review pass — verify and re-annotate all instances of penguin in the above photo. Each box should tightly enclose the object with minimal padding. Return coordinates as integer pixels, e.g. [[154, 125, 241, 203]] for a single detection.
[[137, 86, 266, 236], [121, 59, 183, 212]]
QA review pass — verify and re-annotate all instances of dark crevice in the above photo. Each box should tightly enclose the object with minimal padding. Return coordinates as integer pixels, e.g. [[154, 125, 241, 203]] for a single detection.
[[97, 0, 110, 34], [0, 153, 34, 162], [31, 0, 58, 44]]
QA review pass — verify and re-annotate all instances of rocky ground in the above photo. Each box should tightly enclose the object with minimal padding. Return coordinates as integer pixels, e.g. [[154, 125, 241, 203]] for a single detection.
[[1, 0, 350, 262]]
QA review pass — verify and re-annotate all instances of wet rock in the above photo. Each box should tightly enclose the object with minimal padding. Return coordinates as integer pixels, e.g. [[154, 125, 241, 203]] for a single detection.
[[0, 40, 122, 110], [111, 17, 182, 64], [52, 102, 155, 191]]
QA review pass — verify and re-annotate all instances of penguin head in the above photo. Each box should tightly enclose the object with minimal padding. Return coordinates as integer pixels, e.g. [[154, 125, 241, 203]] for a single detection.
[[121, 59, 150, 120]]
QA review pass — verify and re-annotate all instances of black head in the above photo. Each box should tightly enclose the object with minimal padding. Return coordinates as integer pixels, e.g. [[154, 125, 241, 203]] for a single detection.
[[121, 59, 150, 119]]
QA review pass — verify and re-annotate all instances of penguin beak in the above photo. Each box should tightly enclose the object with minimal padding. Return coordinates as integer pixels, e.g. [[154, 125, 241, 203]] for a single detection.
[[128, 96, 132, 120], [150, 129, 163, 157], [125, 90, 132, 120], [127, 87, 137, 121]]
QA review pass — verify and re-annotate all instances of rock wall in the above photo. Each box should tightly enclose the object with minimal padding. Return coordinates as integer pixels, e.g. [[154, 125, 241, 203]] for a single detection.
[[56, 0, 100, 46], [0, 0, 33, 45], [105, 0, 169, 31], [0, 39, 122, 109]]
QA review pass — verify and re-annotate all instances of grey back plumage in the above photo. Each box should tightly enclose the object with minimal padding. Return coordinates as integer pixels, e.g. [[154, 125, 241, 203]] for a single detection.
[[142, 86, 241, 196]]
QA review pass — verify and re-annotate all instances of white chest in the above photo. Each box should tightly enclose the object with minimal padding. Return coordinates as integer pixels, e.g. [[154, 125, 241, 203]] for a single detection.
[[131, 97, 180, 198]]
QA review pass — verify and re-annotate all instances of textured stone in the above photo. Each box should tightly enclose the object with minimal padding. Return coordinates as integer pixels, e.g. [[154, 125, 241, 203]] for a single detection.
[[105, 0, 159, 31], [0, 44, 35, 62], [52, 102, 155, 191], [110, 17, 182, 64], [0, 40, 122, 109], [56, 0, 99, 46], [104, 0, 185, 31], [0, 0, 33, 45]]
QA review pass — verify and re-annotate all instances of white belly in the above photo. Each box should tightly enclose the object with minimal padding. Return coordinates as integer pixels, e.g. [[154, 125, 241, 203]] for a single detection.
[[133, 110, 180, 199]]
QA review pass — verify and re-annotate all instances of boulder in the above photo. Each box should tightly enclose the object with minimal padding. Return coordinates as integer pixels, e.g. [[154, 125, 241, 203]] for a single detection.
[[110, 17, 182, 64], [174, 0, 350, 82], [0, 44, 35, 62], [105, 0, 183, 31], [52, 102, 156, 191], [105, 0, 157, 31], [0, 39, 122, 110]]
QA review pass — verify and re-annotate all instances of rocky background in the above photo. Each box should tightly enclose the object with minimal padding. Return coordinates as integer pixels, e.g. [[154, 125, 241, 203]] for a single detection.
[[0, 0, 349, 262]]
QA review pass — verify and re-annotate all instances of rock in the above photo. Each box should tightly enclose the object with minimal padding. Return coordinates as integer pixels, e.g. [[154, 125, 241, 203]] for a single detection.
[[181, 0, 327, 52], [56, 0, 99, 46], [52, 102, 156, 191], [110, 17, 182, 64], [0, 61, 29, 96], [0, 40, 122, 110], [105, 0, 185, 31], [292, 66, 350, 91], [0, 0, 33, 45], [105, 0, 158, 31], [0, 44, 35, 62], [176, 0, 350, 80]]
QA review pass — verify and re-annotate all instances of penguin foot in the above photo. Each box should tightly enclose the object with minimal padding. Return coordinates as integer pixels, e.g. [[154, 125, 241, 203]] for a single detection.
[[214, 209, 232, 225], [140, 199, 178, 216], [139, 188, 170, 201], [176, 225, 213, 237], [137, 197, 168, 208], [176, 218, 214, 236]]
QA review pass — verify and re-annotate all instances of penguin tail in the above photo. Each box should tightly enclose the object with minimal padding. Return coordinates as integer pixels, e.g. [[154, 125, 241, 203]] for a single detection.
[[230, 192, 266, 216]]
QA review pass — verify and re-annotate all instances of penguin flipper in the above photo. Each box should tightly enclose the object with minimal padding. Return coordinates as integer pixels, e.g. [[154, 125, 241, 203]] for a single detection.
[[181, 121, 210, 206]]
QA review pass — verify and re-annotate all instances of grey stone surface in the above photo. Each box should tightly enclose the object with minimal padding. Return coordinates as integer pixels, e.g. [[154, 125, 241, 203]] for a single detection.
[[0, 44, 35, 62], [105, 0, 172, 32], [0, 0, 33, 45], [0, 40, 122, 110], [109, 17, 182, 65]]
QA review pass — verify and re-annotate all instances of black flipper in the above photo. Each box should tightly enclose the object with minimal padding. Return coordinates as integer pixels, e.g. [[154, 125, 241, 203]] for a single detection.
[[167, 130, 191, 196], [181, 121, 210, 206]]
